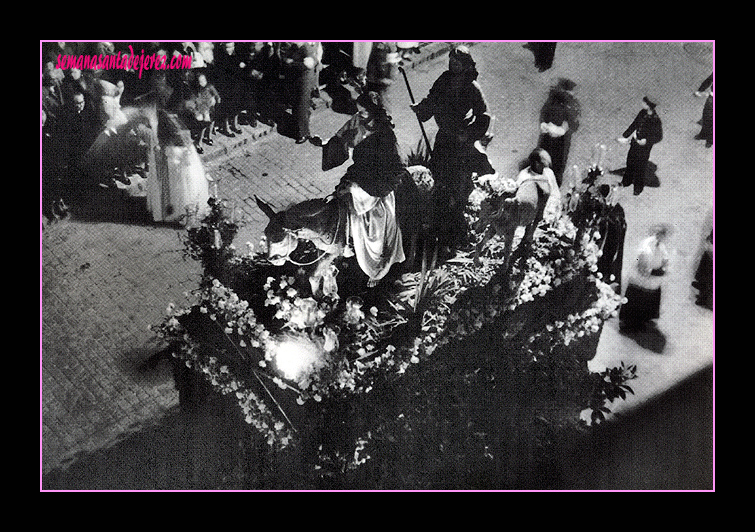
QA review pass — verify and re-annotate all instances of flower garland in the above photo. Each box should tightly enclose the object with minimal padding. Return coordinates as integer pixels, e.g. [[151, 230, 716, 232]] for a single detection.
[[153, 173, 625, 451], [152, 300, 295, 449]]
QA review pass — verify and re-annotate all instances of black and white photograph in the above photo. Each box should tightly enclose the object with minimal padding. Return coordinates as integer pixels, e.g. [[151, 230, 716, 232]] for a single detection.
[[40, 41, 714, 491]]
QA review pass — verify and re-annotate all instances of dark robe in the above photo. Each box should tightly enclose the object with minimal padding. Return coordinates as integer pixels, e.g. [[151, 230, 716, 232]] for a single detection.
[[693, 230, 713, 309], [596, 203, 627, 291], [414, 69, 492, 248], [213, 46, 246, 121], [621, 109, 663, 193], [538, 88, 580, 184], [697, 73, 713, 144], [331, 114, 405, 198], [414, 70, 491, 199]]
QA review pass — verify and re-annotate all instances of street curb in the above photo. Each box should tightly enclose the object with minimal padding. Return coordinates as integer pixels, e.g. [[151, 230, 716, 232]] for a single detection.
[[200, 123, 277, 165]]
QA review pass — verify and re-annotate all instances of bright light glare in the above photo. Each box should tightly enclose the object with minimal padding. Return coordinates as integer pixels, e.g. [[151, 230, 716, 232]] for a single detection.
[[274, 336, 322, 381]]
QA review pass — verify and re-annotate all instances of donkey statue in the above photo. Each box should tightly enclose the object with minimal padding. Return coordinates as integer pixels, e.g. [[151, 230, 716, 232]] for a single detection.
[[256, 165, 435, 298]]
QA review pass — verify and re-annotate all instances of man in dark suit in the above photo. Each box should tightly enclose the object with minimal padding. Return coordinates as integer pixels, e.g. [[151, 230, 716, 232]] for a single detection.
[[213, 42, 245, 137], [64, 90, 100, 182]]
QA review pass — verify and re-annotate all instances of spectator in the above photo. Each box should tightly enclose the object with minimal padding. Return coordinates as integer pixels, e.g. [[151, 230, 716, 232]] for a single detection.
[[237, 42, 265, 127], [62, 88, 101, 192], [213, 42, 245, 137], [63, 89, 99, 167], [62, 67, 90, 105], [617, 95, 663, 196], [42, 61, 65, 122], [149, 70, 174, 111], [192, 71, 221, 150], [283, 42, 319, 143], [352, 42, 372, 86], [365, 41, 399, 103], [113, 43, 148, 104], [319, 42, 361, 115], [537, 78, 581, 185], [197, 42, 215, 67], [43, 41, 78, 67], [694, 73, 713, 148], [42, 108, 70, 223], [96, 41, 115, 57], [255, 42, 285, 125], [180, 42, 206, 69], [619, 224, 672, 331]]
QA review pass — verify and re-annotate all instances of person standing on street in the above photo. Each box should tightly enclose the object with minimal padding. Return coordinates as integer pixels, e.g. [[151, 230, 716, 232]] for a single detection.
[[284, 42, 319, 144], [526, 42, 557, 72], [617, 96, 663, 195], [213, 42, 245, 138], [537, 78, 581, 185], [694, 73, 713, 148], [619, 224, 671, 332]]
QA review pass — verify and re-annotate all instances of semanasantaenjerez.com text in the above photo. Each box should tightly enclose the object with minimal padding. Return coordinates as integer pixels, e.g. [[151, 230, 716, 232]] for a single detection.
[[54, 45, 192, 78]]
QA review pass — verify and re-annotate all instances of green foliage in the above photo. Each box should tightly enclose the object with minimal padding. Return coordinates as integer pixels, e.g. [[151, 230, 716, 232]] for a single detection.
[[182, 197, 240, 281], [406, 139, 431, 167], [586, 362, 638, 424]]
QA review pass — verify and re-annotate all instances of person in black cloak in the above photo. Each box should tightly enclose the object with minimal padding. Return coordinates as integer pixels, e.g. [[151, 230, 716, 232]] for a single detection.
[[594, 184, 627, 293], [538, 78, 581, 186], [694, 73, 713, 148], [410, 45, 493, 252], [527, 42, 557, 72], [617, 95, 663, 195]]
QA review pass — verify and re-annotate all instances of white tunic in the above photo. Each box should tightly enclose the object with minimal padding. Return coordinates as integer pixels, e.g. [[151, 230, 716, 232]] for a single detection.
[[628, 235, 669, 290], [345, 183, 405, 283]]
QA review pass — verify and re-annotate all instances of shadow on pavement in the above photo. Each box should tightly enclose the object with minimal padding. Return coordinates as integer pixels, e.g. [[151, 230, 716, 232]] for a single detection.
[[619, 321, 668, 354], [608, 161, 661, 188], [42, 362, 713, 491], [561, 364, 713, 490], [41, 400, 249, 491]]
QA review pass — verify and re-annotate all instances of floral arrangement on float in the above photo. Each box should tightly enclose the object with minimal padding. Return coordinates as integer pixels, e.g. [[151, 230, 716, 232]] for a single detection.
[[152, 155, 631, 465]]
